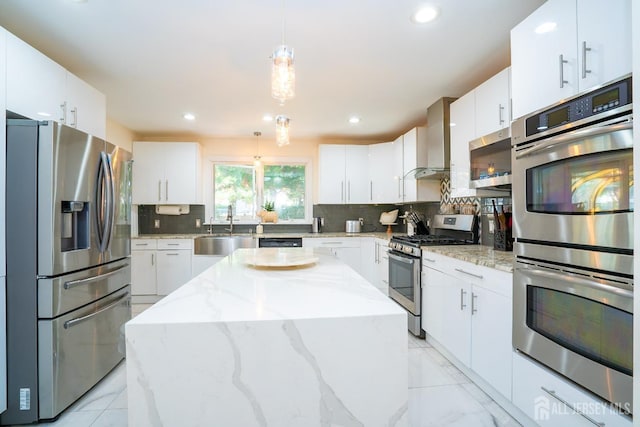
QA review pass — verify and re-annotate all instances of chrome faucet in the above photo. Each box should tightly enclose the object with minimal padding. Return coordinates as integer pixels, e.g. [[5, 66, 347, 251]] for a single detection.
[[225, 205, 233, 234], [208, 216, 214, 234]]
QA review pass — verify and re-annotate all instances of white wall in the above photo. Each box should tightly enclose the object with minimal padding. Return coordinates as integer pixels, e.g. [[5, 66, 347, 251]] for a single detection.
[[106, 117, 136, 151]]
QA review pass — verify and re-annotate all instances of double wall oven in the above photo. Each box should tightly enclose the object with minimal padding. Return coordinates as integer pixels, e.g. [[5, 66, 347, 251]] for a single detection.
[[511, 75, 633, 412], [388, 214, 478, 337]]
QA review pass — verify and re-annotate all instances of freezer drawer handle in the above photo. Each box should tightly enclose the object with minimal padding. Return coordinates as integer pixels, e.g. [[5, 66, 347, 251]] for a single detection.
[[64, 292, 130, 330], [64, 265, 128, 290]]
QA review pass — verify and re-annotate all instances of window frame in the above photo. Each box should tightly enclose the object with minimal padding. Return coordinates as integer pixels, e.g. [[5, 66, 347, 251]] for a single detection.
[[204, 156, 312, 224]]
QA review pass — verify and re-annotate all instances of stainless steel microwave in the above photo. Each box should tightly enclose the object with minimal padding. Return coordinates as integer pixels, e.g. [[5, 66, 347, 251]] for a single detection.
[[469, 127, 512, 189]]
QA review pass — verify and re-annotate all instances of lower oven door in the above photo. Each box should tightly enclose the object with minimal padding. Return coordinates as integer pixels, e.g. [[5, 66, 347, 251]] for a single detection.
[[388, 250, 420, 315], [513, 259, 633, 411], [37, 286, 131, 419]]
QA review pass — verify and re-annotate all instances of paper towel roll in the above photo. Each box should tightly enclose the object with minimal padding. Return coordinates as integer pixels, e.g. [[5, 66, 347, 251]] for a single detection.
[[155, 205, 189, 215]]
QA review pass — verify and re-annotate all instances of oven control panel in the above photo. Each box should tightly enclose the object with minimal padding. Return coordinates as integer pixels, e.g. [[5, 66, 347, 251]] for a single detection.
[[525, 75, 632, 138]]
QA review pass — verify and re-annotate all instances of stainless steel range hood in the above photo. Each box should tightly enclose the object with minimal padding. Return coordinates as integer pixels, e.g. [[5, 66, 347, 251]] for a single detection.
[[409, 97, 457, 180]]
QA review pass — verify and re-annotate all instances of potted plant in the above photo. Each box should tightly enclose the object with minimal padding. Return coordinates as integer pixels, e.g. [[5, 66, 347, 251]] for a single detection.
[[259, 201, 278, 223]]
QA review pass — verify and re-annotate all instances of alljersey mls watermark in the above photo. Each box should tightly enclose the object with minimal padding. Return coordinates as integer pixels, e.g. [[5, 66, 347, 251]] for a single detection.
[[533, 395, 632, 422]]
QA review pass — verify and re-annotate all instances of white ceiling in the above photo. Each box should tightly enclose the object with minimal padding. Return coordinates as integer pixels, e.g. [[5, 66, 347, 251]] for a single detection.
[[0, 0, 544, 142]]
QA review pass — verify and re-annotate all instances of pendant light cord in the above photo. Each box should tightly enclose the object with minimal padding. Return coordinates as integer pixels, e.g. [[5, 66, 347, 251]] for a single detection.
[[281, 0, 286, 45]]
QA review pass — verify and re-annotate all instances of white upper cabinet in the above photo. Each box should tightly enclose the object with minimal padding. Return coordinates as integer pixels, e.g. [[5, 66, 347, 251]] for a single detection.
[[65, 72, 106, 139], [474, 67, 511, 137], [576, 0, 632, 92], [449, 69, 512, 198], [511, 0, 631, 119], [403, 127, 439, 203], [5, 31, 107, 138], [6, 32, 67, 121], [368, 141, 396, 203], [449, 91, 476, 199], [391, 136, 404, 203], [132, 142, 202, 205], [318, 144, 368, 204]]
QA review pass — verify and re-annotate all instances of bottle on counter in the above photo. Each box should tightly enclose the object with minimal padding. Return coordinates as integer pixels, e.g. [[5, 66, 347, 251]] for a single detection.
[[256, 224, 264, 234]]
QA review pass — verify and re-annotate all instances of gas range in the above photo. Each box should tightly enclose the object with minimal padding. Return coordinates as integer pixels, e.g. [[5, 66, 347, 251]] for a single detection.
[[389, 214, 479, 257], [387, 214, 479, 337], [389, 234, 474, 257]]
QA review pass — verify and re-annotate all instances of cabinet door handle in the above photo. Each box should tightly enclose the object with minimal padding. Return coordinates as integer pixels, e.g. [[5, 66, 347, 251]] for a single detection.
[[70, 107, 78, 128], [151, 253, 155, 266], [165, 253, 180, 256], [135, 243, 149, 247], [60, 101, 67, 123], [498, 104, 505, 126], [341, 181, 344, 203], [455, 268, 483, 279], [165, 180, 169, 201], [541, 387, 605, 426], [398, 178, 402, 199], [581, 41, 592, 79], [559, 54, 569, 88], [167, 243, 180, 246], [348, 181, 351, 202], [158, 180, 162, 201], [370, 181, 373, 201], [471, 293, 478, 315], [423, 257, 436, 263], [460, 289, 467, 310]]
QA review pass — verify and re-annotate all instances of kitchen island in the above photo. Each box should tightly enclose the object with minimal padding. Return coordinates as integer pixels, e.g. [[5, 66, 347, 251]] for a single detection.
[[125, 247, 408, 427]]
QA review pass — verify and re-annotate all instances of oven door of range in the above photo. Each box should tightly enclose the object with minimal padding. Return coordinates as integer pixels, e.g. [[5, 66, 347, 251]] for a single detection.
[[511, 118, 633, 251], [513, 258, 633, 411], [388, 250, 421, 315]]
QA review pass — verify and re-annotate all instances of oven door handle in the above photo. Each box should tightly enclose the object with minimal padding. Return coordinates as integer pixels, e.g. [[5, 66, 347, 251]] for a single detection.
[[388, 251, 417, 264], [516, 265, 633, 299], [515, 118, 632, 160]]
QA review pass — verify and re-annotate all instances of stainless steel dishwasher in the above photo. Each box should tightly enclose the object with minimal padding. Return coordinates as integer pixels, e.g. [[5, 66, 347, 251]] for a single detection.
[[258, 237, 303, 247]]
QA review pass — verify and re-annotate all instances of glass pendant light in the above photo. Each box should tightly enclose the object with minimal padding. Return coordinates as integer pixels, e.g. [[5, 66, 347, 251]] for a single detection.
[[271, 0, 295, 104], [275, 115, 290, 147]]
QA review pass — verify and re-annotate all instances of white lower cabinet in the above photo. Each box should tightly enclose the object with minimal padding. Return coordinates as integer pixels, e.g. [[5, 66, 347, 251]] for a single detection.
[[131, 239, 158, 295], [155, 239, 192, 296], [303, 237, 361, 275], [131, 238, 192, 296], [512, 352, 632, 427], [373, 238, 389, 295], [421, 250, 512, 399]]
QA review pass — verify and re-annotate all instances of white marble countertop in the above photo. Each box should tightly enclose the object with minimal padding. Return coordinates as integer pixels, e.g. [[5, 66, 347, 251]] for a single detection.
[[129, 247, 405, 325], [421, 245, 515, 273], [133, 232, 395, 240]]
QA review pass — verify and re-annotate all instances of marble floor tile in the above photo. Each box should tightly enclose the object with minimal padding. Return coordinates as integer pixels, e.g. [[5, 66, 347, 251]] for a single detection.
[[68, 363, 126, 412], [90, 409, 128, 427], [408, 347, 463, 388], [408, 333, 431, 348], [131, 303, 154, 318], [107, 389, 128, 410], [408, 384, 508, 427], [33, 410, 103, 427]]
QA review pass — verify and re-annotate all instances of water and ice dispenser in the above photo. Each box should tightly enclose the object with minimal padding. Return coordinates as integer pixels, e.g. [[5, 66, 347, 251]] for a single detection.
[[61, 201, 89, 252]]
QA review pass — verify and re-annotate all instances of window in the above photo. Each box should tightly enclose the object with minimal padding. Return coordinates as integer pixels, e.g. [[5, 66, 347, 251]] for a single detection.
[[212, 160, 309, 223]]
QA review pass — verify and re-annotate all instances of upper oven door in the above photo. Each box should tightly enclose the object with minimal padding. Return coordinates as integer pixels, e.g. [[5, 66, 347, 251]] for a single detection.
[[512, 118, 633, 251]]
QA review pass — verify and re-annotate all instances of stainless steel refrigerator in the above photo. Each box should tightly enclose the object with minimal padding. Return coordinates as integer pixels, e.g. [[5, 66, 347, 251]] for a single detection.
[[2, 119, 132, 425]]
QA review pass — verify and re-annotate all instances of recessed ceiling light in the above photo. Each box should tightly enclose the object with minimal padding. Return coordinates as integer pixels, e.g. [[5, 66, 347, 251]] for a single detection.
[[183, 113, 195, 121], [349, 116, 361, 124], [37, 112, 52, 117], [411, 5, 440, 24], [535, 22, 557, 34], [263, 114, 274, 122]]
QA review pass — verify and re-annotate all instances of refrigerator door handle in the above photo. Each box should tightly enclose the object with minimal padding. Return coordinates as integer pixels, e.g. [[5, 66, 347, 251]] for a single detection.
[[63, 292, 130, 329], [63, 265, 129, 289], [104, 153, 116, 250], [96, 152, 108, 252]]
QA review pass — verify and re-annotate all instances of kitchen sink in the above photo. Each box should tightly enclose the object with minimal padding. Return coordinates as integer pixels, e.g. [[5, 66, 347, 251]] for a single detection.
[[194, 235, 255, 255]]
